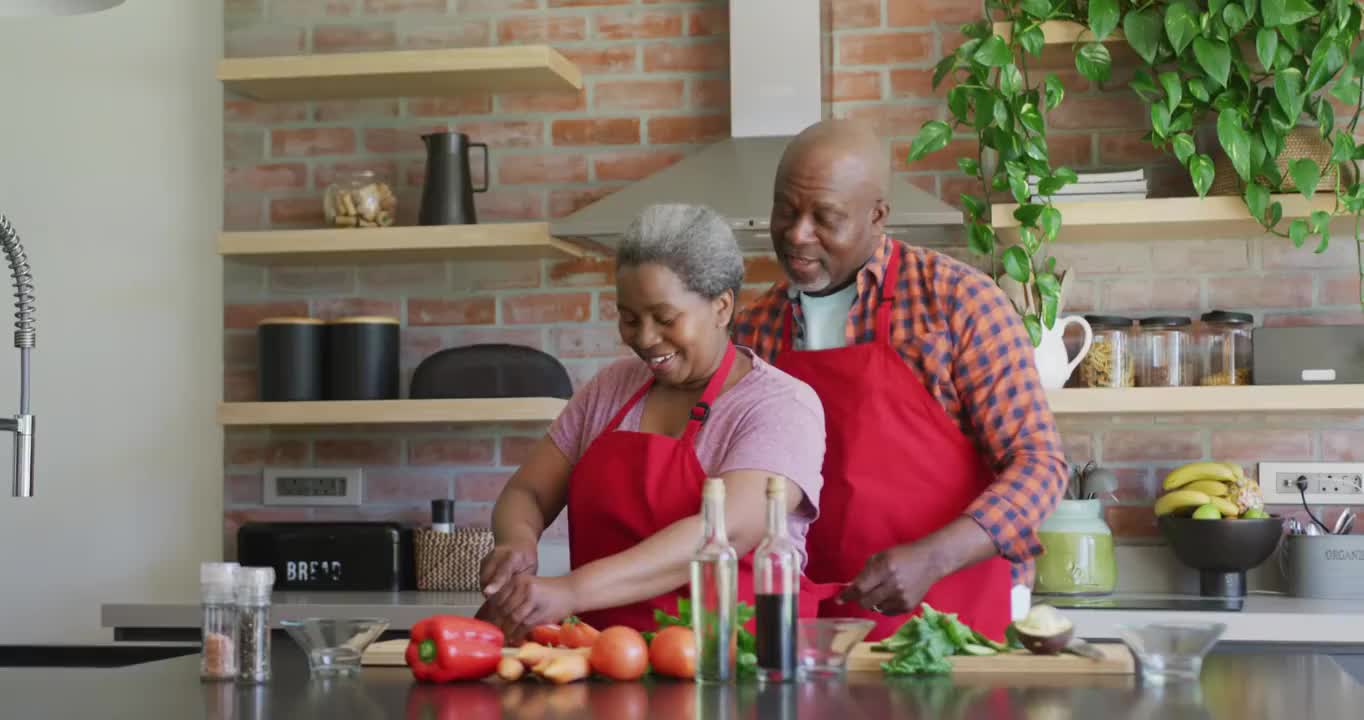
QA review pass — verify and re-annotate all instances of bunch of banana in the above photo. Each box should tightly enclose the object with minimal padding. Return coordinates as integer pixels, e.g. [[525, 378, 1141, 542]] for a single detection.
[[1154, 461, 1267, 519]]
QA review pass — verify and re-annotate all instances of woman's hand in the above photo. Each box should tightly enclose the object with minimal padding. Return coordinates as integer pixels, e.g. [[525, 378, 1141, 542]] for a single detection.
[[480, 541, 539, 595], [484, 574, 578, 644]]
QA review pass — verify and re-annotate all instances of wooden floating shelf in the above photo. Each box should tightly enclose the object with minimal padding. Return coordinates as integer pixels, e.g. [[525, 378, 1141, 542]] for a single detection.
[[218, 223, 586, 264], [1048, 384, 1364, 415], [218, 398, 567, 426], [992, 195, 1349, 242], [993, 20, 1121, 45], [218, 46, 582, 101]]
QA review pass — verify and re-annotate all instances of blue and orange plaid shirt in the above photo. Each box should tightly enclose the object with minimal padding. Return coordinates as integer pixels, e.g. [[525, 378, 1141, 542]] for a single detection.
[[732, 234, 1067, 587]]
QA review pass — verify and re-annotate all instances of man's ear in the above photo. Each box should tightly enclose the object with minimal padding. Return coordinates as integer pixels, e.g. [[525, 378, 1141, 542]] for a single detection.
[[869, 198, 890, 235]]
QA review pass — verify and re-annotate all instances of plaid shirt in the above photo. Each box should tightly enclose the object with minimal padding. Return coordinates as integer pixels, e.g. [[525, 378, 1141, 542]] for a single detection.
[[732, 235, 1066, 587]]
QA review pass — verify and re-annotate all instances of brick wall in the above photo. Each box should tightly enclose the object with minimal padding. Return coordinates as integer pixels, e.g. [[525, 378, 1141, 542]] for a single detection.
[[222, 0, 1360, 561]]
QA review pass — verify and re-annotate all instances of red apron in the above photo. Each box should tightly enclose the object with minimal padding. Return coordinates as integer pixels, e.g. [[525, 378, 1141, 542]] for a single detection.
[[773, 249, 1011, 642], [567, 343, 834, 631]]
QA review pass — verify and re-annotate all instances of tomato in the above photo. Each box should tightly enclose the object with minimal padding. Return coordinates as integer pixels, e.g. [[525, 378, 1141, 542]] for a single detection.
[[648, 626, 696, 679], [530, 624, 562, 646], [558, 616, 601, 649], [589, 626, 649, 681]]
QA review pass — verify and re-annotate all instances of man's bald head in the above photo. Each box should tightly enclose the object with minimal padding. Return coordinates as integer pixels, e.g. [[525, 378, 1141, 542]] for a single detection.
[[769, 119, 892, 294], [777, 119, 890, 201]]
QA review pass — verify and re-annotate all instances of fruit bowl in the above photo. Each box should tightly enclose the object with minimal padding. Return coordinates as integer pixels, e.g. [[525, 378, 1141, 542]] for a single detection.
[[1158, 516, 1284, 598]]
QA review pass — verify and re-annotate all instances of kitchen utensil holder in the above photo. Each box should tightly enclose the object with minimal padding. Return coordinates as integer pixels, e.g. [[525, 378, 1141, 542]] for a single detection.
[[1283, 534, 1364, 599], [414, 527, 494, 592]]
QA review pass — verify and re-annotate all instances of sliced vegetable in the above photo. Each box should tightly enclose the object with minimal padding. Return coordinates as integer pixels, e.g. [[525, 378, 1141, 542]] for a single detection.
[[497, 656, 525, 682], [540, 652, 591, 685], [1011, 604, 1076, 655]]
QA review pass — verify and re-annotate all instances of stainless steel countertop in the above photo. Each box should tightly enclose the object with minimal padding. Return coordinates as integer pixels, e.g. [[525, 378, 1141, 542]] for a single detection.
[[101, 592, 1364, 643], [3, 646, 1361, 720]]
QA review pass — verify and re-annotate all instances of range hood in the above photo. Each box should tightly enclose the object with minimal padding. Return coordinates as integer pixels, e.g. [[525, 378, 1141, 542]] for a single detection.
[[550, 0, 960, 251]]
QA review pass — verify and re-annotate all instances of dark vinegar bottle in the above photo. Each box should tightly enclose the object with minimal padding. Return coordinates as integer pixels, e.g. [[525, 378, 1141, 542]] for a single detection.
[[754, 476, 798, 683]]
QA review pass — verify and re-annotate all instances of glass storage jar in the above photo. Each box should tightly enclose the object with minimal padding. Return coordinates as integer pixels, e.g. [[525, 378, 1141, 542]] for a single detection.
[[1034, 499, 1117, 596], [1199, 310, 1253, 386], [1077, 315, 1135, 388], [323, 169, 397, 228], [1137, 316, 1197, 386]]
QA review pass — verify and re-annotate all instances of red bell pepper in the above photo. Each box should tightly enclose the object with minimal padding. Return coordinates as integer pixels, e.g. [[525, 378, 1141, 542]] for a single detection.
[[404, 615, 504, 683]]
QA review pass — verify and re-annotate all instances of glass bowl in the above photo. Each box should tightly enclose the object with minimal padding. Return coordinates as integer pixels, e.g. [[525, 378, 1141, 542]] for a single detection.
[[796, 618, 876, 680], [281, 617, 390, 676], [1116, 621, 1225, 685]]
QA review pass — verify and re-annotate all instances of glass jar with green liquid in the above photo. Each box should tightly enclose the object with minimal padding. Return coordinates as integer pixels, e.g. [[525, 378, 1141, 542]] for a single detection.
[[1034, 499, 1117, 595]]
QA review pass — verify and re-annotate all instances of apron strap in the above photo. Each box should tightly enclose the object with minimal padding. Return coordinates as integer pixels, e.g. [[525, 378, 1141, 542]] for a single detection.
[[680, 342, 736, 443], [604, 342, 738, 438], [603, 380, 653, 433], [874, 246, 901, 344], [780, 301, 794, 352]]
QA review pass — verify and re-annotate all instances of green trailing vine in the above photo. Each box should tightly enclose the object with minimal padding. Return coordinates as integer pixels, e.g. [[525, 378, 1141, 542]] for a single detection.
[[908, 0, 1364, 347]]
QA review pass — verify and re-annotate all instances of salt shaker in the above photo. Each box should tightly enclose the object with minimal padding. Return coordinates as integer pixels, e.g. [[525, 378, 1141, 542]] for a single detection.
[[236, 566, 276, 684], [200, 562, 240, 682]]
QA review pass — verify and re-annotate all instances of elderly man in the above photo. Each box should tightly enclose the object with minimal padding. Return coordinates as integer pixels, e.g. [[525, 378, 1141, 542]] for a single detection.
[[732, 119, 1067, 641]]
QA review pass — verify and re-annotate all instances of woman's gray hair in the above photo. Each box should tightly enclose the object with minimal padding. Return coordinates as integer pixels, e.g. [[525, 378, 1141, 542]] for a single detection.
[[616, 203, 744, 303]]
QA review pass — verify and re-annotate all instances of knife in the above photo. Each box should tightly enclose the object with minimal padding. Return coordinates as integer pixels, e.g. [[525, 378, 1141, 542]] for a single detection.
[[1065, 637, 1106, 662]]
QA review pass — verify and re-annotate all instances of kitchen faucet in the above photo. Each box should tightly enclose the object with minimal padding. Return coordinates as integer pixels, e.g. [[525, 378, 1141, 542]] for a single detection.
[[0, 216, 34, 497]]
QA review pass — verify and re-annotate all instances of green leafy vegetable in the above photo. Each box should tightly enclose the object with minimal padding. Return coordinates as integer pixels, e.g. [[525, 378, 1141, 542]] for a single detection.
[[875, 603, 1004, 676]]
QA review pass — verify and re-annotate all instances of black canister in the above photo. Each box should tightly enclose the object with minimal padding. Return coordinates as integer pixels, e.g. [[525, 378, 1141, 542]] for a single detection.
[[326, 316, 400, 400], [257, 317, 324, 401]]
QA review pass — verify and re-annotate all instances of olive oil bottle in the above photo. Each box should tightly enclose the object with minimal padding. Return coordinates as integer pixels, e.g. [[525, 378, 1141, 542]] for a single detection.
[[690, 477, 737, 683]]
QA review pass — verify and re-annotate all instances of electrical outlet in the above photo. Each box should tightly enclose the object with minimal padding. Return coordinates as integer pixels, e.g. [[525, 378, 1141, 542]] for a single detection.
[[1258, 462, 1364, 505], [263, 467, 363, 506]]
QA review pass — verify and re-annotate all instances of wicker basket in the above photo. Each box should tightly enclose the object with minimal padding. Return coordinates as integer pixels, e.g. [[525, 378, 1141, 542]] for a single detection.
[[1209, 124, 1353, 196], [414, 527, 495, 591]]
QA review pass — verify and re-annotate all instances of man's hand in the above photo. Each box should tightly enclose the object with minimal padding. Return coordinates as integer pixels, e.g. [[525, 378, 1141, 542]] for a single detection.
[[483, 574, 577, 644], [839, 517, 1001, 615], [480, 541, 539, 596], [837, 543, 944, 616]]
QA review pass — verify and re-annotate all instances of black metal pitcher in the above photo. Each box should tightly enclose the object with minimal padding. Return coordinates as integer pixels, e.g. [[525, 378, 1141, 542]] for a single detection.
[[418, 131, 489, 225]]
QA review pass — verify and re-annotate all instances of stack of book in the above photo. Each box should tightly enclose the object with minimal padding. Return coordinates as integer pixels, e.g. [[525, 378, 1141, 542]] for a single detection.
[[1027, 168, 1147, 203]]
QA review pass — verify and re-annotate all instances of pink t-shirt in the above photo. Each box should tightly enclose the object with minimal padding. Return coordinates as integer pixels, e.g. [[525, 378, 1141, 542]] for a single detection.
[[549, 346, 826, 563]]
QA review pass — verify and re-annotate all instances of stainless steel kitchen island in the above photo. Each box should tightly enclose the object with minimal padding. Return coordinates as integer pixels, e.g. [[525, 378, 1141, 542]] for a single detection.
[[2, 643, 1360, 719]]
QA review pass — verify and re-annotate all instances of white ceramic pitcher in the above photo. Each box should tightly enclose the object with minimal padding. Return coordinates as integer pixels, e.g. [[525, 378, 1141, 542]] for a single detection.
[[1034, 315, 1092, 389]]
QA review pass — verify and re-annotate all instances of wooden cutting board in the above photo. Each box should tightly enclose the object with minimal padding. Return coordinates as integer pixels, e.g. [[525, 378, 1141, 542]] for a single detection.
[[847, 641, 1135, 674], [364, 639, 1135, 674], [363, 639, 410, 666]]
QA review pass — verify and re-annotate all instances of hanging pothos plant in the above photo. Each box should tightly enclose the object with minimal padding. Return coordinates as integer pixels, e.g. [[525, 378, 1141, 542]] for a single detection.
[[908, 0, 1364, 348]]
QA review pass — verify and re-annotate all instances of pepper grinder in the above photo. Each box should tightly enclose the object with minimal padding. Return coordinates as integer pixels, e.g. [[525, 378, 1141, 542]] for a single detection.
[[431, 499, 454, 533]]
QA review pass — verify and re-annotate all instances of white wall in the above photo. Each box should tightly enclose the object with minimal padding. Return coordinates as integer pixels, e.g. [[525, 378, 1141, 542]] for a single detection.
[[0, 0, 221, 643]]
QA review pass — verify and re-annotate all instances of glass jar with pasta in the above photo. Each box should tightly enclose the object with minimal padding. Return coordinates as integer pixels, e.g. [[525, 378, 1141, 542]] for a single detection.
[[1199, 310, 1253, 386], [1077, 315, 1135, 388]]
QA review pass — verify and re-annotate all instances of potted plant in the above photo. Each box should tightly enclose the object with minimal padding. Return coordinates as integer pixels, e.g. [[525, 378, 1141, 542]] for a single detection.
[[907, 0, 1364, 347]]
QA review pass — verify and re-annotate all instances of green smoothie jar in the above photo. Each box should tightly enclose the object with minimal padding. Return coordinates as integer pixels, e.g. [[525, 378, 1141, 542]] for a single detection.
[[1034, 499, 1117, 596]]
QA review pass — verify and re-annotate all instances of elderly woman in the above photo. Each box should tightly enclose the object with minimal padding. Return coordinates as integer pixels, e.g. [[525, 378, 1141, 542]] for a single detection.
[[478, 203, 829, 639]]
